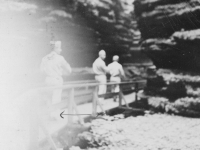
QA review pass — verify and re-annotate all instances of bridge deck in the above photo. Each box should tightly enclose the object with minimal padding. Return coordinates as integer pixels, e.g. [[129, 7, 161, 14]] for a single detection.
[[39, 92, 137, 141]]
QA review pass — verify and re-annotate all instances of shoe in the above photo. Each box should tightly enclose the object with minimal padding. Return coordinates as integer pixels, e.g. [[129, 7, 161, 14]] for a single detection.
[[78, 119, 85, 126], [102, 112, 107, 116]]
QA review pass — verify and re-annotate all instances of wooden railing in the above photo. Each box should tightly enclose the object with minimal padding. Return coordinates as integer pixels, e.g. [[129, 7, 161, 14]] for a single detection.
[[26, 79, 146, 150]]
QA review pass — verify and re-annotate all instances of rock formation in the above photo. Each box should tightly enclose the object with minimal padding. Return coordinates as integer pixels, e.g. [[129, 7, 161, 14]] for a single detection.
[[134, 0, 200, 116], [134, 0, 200, 72]]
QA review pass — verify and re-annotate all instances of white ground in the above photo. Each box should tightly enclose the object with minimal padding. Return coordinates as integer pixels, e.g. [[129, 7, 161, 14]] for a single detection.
[[81, 114, 200, 150]]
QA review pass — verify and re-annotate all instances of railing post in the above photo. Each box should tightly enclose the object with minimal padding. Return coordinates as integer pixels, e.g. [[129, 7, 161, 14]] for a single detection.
[[119, 86, 122, 107], [135, 82, 138, 102], [28, 92, 39, 150], [68, 88, 74, 124], [92, 86, 98, 117], [39, 120, 57, 150]]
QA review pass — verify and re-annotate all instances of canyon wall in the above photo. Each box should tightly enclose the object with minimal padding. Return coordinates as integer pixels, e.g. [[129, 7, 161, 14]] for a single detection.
[[134, 0, 200, 116], [134, 0, 200, 72]]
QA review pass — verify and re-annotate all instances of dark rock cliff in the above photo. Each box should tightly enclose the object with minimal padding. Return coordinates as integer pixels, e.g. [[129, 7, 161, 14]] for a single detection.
[[134, 0, 200, 72], [134, 0, 200, 117]]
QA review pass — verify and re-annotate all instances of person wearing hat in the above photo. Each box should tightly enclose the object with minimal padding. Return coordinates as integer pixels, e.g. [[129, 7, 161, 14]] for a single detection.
[[92, 50, 108, 104], [40, 41, 71, 117], [108, 55, 125, 102]]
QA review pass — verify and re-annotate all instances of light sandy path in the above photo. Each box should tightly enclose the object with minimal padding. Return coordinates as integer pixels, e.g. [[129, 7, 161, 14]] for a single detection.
[[85, 114, 200, 150]]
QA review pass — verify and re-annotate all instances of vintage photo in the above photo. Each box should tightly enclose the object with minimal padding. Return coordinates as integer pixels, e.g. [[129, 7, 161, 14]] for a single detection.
[[1, 0, 200, 150]]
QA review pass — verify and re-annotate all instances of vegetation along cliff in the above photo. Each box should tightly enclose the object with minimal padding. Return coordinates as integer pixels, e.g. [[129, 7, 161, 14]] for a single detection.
[[134, 0, 200, 116]]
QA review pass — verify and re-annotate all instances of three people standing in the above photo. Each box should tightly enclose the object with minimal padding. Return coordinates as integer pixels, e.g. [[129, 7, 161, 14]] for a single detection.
[[41, 43, 126, 118]]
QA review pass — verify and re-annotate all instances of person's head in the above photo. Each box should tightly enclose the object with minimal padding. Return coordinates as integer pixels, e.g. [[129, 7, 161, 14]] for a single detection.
[[98, 50, 106, 60], [113, 55, 119, 62], [51, 41, 62, 54]]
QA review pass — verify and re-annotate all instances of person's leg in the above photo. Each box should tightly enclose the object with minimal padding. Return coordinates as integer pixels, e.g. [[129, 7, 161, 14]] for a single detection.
[[45, 77, 63, 120], [110, 77, 120, 102], [45, 78, 62, 104], [111, 84, 117, 102], [52, 88, 62, 105], [115, 83, 120, 93], [95, 75, 107, 115], [97, 75, 107, 103]]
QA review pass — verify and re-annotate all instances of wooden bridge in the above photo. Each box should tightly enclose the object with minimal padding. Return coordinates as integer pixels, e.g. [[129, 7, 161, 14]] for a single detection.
[[21, 79, 146, 150]]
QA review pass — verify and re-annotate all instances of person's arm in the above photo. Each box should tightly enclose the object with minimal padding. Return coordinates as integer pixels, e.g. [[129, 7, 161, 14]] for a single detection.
[[101, 61, 109, 74], [61, 57, 72, 75], [107, 64, 111, 75], [119, 65, 126, 79], [40, 57, 47, 74]]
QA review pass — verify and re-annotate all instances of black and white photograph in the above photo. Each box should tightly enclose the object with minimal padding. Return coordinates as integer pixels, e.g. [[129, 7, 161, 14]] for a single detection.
[[2, 0, 200, 150]]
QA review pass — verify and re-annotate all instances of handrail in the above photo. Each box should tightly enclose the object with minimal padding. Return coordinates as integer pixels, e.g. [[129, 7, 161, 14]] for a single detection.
[[35, 80, 146, 91], [16, 79, 146, 103], [64, 80, 97, 85], [26, 80, 98, 90], [123, 63, 153, 67]]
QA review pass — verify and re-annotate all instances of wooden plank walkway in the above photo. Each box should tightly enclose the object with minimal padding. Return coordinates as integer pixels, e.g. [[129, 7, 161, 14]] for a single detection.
[[38, 91, 137, 141], [26, 80, 146, 149]]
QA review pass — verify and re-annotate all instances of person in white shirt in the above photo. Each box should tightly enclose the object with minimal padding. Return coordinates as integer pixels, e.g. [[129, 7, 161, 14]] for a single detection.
[[40, 41, 72, 105], [108, 55, 125, 101], [92, 50, 108, 103]]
